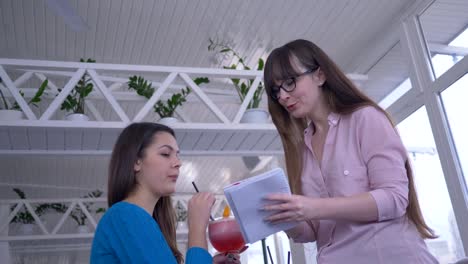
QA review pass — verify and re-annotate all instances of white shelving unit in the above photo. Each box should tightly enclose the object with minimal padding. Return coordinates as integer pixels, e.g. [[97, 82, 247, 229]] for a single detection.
[[0, 58, 288, 156], [0, 58, 366, 260], [0, 195, 227, 252]]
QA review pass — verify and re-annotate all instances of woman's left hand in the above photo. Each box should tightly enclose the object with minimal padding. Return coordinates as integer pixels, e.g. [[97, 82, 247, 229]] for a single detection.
[[263, 193, 319, 223], [213, 253, 241, 264]]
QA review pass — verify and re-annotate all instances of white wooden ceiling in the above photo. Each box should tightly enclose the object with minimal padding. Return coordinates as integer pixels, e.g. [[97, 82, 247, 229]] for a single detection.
[[1, 0, 467, 199], [0, 0, 412, 70], [0, 125, 283, 155], [0, 155, 280, 198]]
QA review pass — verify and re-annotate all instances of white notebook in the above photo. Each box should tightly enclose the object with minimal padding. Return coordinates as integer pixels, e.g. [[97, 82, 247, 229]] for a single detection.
[[223, 168, 297, 244]]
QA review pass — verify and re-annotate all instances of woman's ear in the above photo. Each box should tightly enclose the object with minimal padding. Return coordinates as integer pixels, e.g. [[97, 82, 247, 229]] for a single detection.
[[316, 67, 326, 86], [134, 159, 142, 173]]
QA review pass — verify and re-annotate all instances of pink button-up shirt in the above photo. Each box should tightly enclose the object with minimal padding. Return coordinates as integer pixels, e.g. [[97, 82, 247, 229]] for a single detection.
[[288, 106, 437, 263]]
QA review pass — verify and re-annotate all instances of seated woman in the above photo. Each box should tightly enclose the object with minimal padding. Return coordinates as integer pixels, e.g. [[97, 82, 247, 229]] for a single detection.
[[91, 122, 239, 264]]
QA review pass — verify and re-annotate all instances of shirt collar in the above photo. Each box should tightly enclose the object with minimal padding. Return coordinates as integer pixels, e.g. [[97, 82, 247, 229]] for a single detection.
[[327, 112, 341, 127], [303, 112, 341, 135]]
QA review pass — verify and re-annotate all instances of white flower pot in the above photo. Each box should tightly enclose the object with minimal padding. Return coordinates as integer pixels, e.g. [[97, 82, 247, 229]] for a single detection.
[[18, 224, 35, 235], [66, 113, 90, 121], [240, 109, 270, 124], [158, 117, 179, 125], [77, 225, 90, 234], [0, 109, 23, 120]]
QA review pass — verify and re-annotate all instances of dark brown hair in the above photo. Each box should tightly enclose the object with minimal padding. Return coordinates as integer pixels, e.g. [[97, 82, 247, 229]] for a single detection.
[[264, 39, 436, 239], [108, 122, 184, 263]]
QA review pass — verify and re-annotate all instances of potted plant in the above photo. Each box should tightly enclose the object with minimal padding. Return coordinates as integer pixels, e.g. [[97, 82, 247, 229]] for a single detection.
[[127, 75, 209, 124], [208, 39, 269, 123], [10, 188, 51, 235], [68, 189, 106, 233], [175, 200, 188, 230], [0, 78, 48, 120], [59, 58, 95, 121]]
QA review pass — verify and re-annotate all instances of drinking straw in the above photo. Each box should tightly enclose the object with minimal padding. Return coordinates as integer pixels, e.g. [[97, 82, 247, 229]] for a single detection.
[[266, 245, 274, 264], [191, 181, 215, 221]]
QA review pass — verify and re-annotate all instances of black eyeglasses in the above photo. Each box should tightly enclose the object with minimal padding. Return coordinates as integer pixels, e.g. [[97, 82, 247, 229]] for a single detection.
[[270, 67, 319, 101]]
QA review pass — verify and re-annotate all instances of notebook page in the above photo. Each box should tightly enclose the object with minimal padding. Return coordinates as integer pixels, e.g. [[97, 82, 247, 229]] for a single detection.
[[223, 168, 297, 243]]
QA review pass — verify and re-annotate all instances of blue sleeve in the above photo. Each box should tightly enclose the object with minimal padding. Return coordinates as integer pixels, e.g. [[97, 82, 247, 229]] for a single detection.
[[91, 203, 213, 264], [186, 247, 213, 264], [91, 205, 177, 264]]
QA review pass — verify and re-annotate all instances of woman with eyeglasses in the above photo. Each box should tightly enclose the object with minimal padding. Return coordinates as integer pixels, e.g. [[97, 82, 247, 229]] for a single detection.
[[90, 122, 240, 264], [261, 39, 438, 263]]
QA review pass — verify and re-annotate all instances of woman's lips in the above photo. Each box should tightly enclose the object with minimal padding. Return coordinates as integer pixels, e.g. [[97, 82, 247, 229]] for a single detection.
[[168, 175, 178, 181], [287, 102, 297, 110]]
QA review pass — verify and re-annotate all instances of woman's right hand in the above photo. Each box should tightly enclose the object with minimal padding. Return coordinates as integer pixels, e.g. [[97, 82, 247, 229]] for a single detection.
[[187, 192, 215, 247], [188, 192, 215, 230], [213, 253, 241, 264]]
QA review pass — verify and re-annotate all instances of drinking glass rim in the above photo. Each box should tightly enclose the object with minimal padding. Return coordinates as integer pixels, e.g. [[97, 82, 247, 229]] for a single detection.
[[210, 216, 237, 223]]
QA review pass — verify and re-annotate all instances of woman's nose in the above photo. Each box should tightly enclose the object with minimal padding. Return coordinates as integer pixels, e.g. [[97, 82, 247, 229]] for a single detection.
[[173, 157, 182, 168], [278, 88, 290, 101]]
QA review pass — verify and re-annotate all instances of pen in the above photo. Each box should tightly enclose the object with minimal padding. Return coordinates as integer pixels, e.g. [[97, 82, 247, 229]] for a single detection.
[[191, 181, 215, 221]]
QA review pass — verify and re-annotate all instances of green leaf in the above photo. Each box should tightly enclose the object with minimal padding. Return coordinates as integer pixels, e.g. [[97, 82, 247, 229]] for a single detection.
[[59, 58, 96, 113], [127, 75, 154, 100], [257, 58, 264, 70], [83, 84, 93, 97], [13, 188, 26, 199], [231, 78, 240, 86], [207, 39, 264, 108], [130, 75, 201, 118], [194, 77, 209, 85], [240, 83, 248, 94], [33, 79, 47, 99]]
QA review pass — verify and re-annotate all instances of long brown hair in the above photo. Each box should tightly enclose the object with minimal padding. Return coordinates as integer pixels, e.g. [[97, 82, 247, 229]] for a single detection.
[[264, 39, 436, 239], [108, 122, 184, 263]]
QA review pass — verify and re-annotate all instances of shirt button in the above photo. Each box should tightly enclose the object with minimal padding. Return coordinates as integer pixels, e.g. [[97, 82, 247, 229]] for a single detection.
[[343, 170, 349, 176]]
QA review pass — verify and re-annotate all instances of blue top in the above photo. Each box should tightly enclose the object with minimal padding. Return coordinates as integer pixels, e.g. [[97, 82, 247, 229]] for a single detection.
[[91, 201, 212, 264]]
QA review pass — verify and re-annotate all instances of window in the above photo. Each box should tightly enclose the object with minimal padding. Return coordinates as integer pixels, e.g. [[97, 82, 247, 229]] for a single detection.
[[379, 78, 411, 109], [441, 74, 468, 192], [397, 106, 465, 262], [420, 1, 467, 78]]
